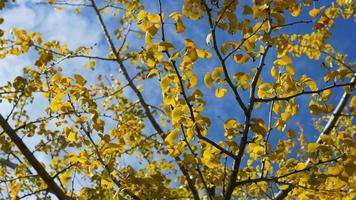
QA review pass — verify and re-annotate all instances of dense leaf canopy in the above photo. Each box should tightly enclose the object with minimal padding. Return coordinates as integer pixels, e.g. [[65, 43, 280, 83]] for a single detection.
[[0, 0, 355, 199]]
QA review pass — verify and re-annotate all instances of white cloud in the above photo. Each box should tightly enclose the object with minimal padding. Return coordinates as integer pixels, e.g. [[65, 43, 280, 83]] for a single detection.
[[0, 2, 103, 108], [0, 2, 103, 160]]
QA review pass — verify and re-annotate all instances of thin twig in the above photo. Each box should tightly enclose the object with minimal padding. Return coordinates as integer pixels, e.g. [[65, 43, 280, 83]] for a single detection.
[[255, 81, 355, 102], [260, 101, 274, 178], [272, 20, 312, 29]]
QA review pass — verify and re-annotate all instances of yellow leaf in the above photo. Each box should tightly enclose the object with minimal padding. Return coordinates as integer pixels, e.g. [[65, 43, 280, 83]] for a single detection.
[[196, 49, 212, 59], [281, 55, 292, 64], [186, 127, 194, 141], [9, 48, 20, 56], [169, 12, 185, 33], [146, 24, 160, 37], [295, 163, 306, 170], [101, 177, 114, 189], [233, 54, 249, 64], [309, 8, 321, 17], [49, 93, 64, 112], [286, 65, 295, 75], [301, 76, 318, 90], [212, 67, 224, 80], [137, 10, 146, 21], [281, 112, 291, 121], [349, 96, 356, 107], [93, 117, 105, 132], [272, 103, 281, 115], [165, 129, 179, 145], [274, 55, 292, 65], [243, 5, 253, 15], [161, 61, 174, 71], [146, 13, 161, 23], [290, 3, 302, 17], [60, 102, 72, 112], [224, 119, 238, 130], [74, 116, 87, 123], [309, 101, 323, 115], [251, 118, 267, 136], [158, 42, 175, 51], [184, 39, 196, 48], [147, 68, 159, 78], [271, 66, 279, 79], [327, 165, 344, 175], [307, 143, 319, 152], [160, 75, 172, 92], [253, 145, 264, 155], [279, 185, 289, 190], [344, 159, 356, 176], [234, 72, 251, 90], [204, 72, 213, 89], [85, 59, 95, 70], [60, 172, 71, 187], [244, 35, 256, 52], [215, 88, 227, 98], [257, 83, 273, 98], [68, 132, 78, 142], [172, 108, 184, 124], [13, 76, 27, 90], [221, 42, 239, 54], [320, 134, 332, 143], [319, 89, 332, 102], [74, 74, 87, 86], [182, 2, 203, 20], [187, 71, 198, 89], [272, 12, 285, 26], [75, 8, 81, 14], [169, 52, 181, 61], [182, 48, 198, 65], [202, 144, 220, 168], [286, 129, 295, 139]]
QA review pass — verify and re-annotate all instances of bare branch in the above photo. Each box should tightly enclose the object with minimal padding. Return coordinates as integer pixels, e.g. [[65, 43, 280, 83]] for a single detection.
[[260, 101, 274, 178], [0, 158, 18, 169], [272, 20, 313, 29], [36, 0, 124, 10]]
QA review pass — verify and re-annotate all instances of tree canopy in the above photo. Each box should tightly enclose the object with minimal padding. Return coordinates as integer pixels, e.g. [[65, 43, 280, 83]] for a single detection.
[[0, 0, 355, 199]]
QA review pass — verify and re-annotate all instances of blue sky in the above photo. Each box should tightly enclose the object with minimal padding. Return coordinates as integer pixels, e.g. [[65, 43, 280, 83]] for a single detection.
[[0, 0, 355, 198]]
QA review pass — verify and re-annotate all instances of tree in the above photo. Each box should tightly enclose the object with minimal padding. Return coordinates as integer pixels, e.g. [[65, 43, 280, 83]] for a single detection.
[[0, 0, 355, 199]]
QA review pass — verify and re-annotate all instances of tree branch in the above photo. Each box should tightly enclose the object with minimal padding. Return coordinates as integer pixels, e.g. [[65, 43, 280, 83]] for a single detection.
[[90, 1, 202, 199], [255, 80, 355, 102], [223, 4, 273, 199], [0, 114, 70, 200], [0, 158, 18, 169], [271, 20, 312, 30], [274, 77, 355, 199], [234, 155, 342, 187], [181, 124, 212, 200], [201, 0, 248, 114]]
